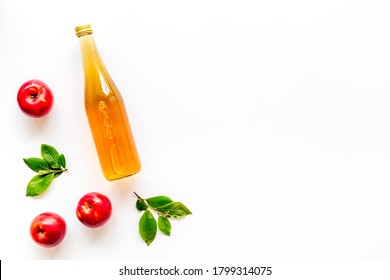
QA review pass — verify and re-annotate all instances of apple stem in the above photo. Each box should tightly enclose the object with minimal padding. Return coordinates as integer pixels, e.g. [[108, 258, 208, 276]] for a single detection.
[[29, 93, 38, 100], [84, 201, 92, 211]]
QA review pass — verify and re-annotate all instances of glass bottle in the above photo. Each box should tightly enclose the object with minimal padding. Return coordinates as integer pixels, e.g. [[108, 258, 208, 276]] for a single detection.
[[75, 24, 141, 181]]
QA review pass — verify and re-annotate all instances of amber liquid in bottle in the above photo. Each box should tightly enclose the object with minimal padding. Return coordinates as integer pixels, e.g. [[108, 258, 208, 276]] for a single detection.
[[75, 25, 141, 181]]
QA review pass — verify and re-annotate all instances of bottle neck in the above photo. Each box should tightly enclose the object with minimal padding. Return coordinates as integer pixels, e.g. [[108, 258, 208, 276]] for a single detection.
[[78, 34, 102, 71], [78, 34, 112, 91]]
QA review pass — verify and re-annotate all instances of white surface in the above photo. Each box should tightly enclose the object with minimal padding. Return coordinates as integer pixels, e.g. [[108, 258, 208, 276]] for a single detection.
[[1, 0, 390, 260]]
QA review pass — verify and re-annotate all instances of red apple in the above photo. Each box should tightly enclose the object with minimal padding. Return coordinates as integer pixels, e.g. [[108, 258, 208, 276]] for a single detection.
[[30, 212, 67, 248], [76, 192, 112, 228], [17, 79, 54, 118]]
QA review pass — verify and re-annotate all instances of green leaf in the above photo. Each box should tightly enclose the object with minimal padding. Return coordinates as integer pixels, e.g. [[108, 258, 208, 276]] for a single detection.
[[59, 154, 66, 168], [139, 210, 157, 246], [158, 216, 171, 236], [136, 199, 148, 211], [41, 144, 61, 169], [54, 171, 63, 178], [26, 173, 55, 197], [146, 196, 173, 208], [23, 158, 49, 173], [156, 202, 192, 218]]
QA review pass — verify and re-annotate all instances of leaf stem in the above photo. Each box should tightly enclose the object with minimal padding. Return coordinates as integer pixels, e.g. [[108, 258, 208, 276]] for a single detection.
[[133, 191, 142, 200], [38, 168, 68, 176], [54, 168, 68, 173], [133, 192, 170, 218]]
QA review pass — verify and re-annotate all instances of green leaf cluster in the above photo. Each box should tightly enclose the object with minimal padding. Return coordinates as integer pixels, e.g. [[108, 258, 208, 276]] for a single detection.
[[23, 144, 67, 196], [134, 192, 192, 246]]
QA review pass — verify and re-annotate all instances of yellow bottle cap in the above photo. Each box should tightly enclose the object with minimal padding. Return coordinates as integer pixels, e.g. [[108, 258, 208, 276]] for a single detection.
[[75, 24, 93, 37]]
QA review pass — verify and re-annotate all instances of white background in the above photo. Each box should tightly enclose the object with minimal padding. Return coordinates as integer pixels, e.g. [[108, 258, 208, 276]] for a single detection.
[[1, 0, 390, 264]]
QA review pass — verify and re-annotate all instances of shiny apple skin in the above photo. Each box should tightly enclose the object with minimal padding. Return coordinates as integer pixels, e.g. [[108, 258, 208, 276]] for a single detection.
[[76, 192, 112, 228], [17, 79, 54, 118], [30, 212, 67, 248]]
